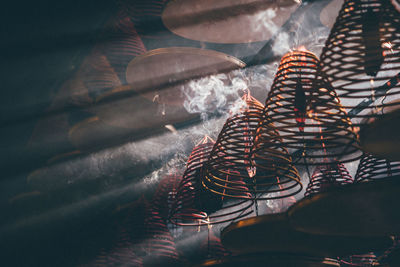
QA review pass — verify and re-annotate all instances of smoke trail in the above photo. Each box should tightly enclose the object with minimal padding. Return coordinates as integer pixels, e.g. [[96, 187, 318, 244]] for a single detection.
[[181, 70, 248, 117]]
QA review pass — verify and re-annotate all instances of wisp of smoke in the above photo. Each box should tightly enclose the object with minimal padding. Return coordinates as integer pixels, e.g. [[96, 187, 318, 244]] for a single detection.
[[182, 70, 248, 117]]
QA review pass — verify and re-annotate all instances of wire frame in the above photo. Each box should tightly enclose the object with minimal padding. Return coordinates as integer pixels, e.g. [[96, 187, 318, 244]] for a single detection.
[[318, 0, 400, 121], [305, 162, 353, 197], [354, 153, 400, 182], [264, 49, 361, 165], [170, 135, 254, 226]]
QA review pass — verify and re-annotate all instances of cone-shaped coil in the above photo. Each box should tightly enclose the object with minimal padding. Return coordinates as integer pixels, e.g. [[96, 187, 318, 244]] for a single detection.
[[318, 0, 400, 120], [305, 163, 353, 197], [152, 173, 182, 222], [81, 50, 121, 100], [88, 197, 147, 267], [263, 49, 361, 165], [117, 0, 167, 39], [201, 92, 302, 201], [101, 10, 147, 84], [170, 135, 254, 226], [143, 201, 181, 266], [199, 229, 231, 261], [354, 153, 400, 182], [203, 93, 264, 197]]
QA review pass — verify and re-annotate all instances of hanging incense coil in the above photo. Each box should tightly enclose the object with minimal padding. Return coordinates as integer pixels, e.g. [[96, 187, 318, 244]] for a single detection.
[[100, 9, 147, 83], [305, 162, 353, 197], [81, 50, 122, 100], [263, 49, 361, 165], [202, 92, 302, 200], [170, 135, 254, 226], [318, 0, 400, 121], [199, 230, 231, 261], [152, 173, 182, 222], [80, 9, 146, 99], [143, 202, 181, 266], [118, 0, 167, 38], [354, 153, 400, 182], [88, 197, 147, 267]]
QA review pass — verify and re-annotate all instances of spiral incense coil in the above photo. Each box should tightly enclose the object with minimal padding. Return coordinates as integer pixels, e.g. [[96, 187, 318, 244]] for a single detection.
[[117, 0, 167, 38], [89, 197, 147, 267], [81, 50, 122, 99], [340, 253, 378, 266], [152, 173, 182, 221], [170, 135, 254, 226], [83, 9, 146, 98], [90, 248, 143, 267], [200, 230, 231, 261], [202, 93, 263, 197], [305, 163, 353, 197], [354, 153, 400, 182], [101, 10, 147, 83], [143, 203, 180, 265], [264, 49, 361, 165], [318, 0, 400, 121], [201, 92, 302, 201]]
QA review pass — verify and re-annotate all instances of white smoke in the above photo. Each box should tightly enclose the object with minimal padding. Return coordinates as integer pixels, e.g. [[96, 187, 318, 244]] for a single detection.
[[182, 70, 248, 116], [272, 31, 291, 55], [252, 8, 280, 36]]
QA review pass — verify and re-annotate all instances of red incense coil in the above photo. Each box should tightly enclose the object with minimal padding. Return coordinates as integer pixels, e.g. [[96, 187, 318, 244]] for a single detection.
[[170, 135, 254, 226], [354, 153, 400, 182], [100, 10, 147, 83], [143, 202, 180, 265], [117, 0, 167, 38], [203, 93, 268, 199], [88, 197, 147, 267], [263, 49, 361, 165], [152, 173, 182, 221], [199, 230, 231, 261], [81, 50, 121, 99], [204, 92, 302, 201], [305, 162, 353, 197], [318, 0, 400, 121]]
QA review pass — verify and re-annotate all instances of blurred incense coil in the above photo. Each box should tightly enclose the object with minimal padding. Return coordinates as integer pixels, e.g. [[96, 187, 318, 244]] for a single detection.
[[264, 49, 361, 165], [354, 153, 400, 182], [199, 229, 231, 261], [143, 201, 182, 266], [305, 162, 353, 197], [87, 197, 147, 267], [318, 0, 400, 121], [152, 173, 182, 222], [340, 253, 378, 266], [117, 0, 167, 39], [170, 135, 254, 226], [100, 9, 147, 83]]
